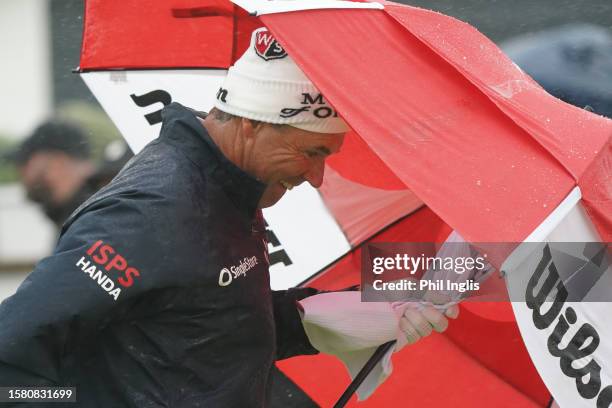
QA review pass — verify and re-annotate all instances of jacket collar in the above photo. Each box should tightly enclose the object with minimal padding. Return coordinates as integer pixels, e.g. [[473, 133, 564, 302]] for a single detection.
[[160, 103, 266, 219]]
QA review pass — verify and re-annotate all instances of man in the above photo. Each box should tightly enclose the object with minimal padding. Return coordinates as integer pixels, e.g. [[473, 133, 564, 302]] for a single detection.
[[8, 121, 132, 228], [7, 121, 96, 227], [0, 28, 455, 407]]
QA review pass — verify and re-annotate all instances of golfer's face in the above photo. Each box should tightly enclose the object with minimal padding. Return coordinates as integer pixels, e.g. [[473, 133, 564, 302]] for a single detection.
[[256, 125, 345, 208]]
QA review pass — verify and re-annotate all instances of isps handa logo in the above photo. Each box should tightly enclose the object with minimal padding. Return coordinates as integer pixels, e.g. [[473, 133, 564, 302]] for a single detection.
[[218, 256, 259, 287], [75, 240, 142, 301]]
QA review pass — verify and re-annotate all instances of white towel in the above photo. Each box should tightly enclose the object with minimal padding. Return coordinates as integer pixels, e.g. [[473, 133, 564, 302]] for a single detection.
[[299, 291, 409, 400]]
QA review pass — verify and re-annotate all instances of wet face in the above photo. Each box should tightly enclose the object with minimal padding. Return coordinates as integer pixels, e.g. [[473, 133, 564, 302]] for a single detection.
[[248, 124, 345, 208]]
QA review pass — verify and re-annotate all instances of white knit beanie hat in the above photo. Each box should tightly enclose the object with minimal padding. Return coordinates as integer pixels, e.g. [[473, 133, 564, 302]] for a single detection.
[[213, 27, 349, 134]]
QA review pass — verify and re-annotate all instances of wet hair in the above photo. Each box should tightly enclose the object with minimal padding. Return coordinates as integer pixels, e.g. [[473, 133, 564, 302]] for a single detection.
[[209, 107, 287, 130], [209, 107, 237, 123]]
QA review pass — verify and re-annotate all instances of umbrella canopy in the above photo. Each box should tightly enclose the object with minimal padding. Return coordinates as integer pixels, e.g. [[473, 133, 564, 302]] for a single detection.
[[79, 0, 611, 406]]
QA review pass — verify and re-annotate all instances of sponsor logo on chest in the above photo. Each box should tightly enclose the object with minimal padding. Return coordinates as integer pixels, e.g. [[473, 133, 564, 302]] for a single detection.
[[218, 256, 259, 287]]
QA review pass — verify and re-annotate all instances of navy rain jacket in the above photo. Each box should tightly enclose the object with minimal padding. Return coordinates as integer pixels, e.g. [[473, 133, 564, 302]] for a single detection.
[[0, 103, 318, 407]]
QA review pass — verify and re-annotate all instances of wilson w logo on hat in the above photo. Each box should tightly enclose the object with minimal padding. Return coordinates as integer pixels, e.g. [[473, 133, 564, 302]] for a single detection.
[[254, 30, 288, 60]]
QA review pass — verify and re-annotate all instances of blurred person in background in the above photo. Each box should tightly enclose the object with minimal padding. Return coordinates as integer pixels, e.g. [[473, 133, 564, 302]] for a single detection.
[[6, 120, 132, 228]]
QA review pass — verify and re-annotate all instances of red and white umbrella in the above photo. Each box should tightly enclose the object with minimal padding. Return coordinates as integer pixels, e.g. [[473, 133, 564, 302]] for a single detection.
[[79, 0, 611, 406]]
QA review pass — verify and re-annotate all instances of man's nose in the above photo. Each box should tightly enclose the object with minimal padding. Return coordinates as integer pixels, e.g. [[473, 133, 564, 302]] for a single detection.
[[305, 159, 325, 188]]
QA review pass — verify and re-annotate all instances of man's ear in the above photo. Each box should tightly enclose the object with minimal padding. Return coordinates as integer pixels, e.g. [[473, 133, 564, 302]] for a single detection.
[[241, 118, 261, 139]]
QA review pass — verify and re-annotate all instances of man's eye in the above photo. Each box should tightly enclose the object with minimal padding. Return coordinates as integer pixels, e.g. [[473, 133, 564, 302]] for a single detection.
[[305, 151, 318, 158]]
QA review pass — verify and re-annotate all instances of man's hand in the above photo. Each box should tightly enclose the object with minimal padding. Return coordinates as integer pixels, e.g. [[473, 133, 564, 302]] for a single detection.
[[396, 304, 459, 349]]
